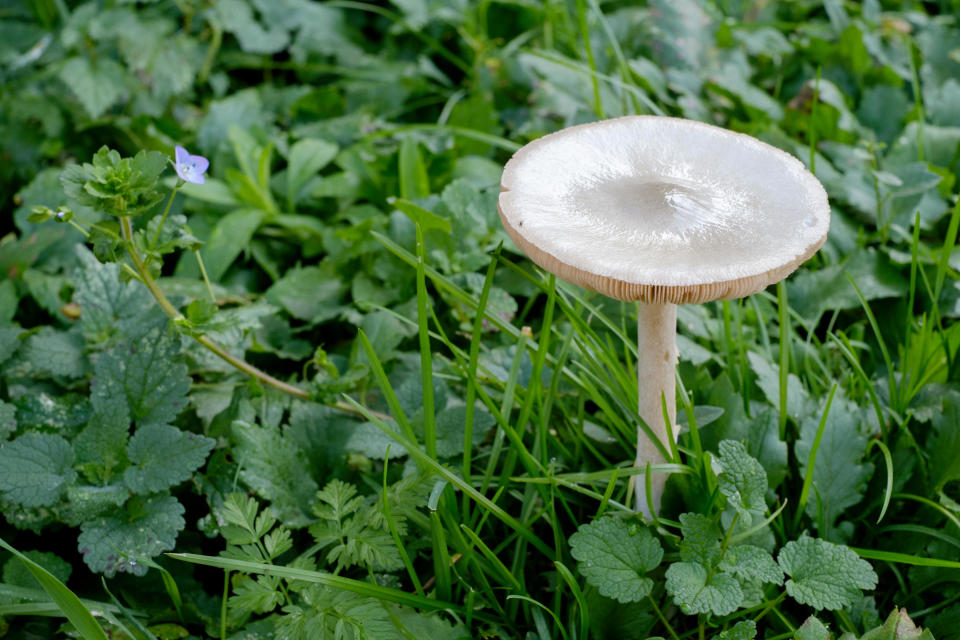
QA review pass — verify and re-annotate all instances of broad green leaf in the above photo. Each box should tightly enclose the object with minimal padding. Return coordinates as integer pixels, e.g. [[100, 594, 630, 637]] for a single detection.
[[787, 249, 907, 322], [665, 562, 742, 616], [678, 512, 722, 566], [748, 351, 813, 421], [265, 264, 346, 323], [2, 550, 72, 588], [927, 393, 960, 491], [795, 617, 831, 640], [433, 405, 495, 458], [0, 537, 109, 640], [202, 208, 264, 282], [569, 517, 663, 603], [0, 433, 76, 507], [73, 398, 129, 485], [91, 328, 191, 428], [796, 394, 873, 537], [778, 535, 878, 610], [713, 620, 757, 640], [0, 279, 16, 324], [717, 440, 767, 525], [59, 57, 127, 119], [398, 137, 429, 200], [286, 138, 338, 205], [215, 0, 289, 54], [392, 198, 452, 234], [77, 494, 185, 577], [719, 545, 783, 586], [71, 246, 153, 340], [123, 424, 215, 494], [23, 328, 87, 378], [0, 326, 21, 363], [232, 420, 318, 526]]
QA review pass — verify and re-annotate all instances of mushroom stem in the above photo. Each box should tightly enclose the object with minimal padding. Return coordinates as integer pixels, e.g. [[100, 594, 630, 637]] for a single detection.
[[635, 301, 678, 518]]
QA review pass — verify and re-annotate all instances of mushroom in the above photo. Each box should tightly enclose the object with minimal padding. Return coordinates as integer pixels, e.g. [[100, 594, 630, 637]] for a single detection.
[[498, 116, 829, 518]]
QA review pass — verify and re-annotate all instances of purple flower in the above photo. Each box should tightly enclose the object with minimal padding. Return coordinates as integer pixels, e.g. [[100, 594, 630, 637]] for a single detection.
[[174, 145, 209, 185]]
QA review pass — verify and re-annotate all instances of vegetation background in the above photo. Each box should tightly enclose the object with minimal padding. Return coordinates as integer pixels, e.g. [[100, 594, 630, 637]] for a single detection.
[[2, 0, 960, 638]]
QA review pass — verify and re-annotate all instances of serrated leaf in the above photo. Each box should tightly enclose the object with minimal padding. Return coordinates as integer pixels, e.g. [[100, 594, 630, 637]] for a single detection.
[[795, 616, 831, 640], [71, 246, 153, 340], [433, 405, 495, 458], [796, 394, 873, 537], [2, 550, 72, 589], [569, 518, 663, 603], [23, 328, 87, 378], [232, 420, 318, 525], [123, 424, 215, 494], [91, 327, 191, 428], [0, 433, 76, 507], [678, 512, 722, 566], [927, 393, 960, 491], [59, 56, 127, 118], [215, 0, 290, 54], [717, 440, 767, 525], [719, 544, 784, 586], [77, 494, 185, 577], [778, 536, 878, 611], [713, 620, 757, 640], [265, 264, 346, 323], [665, 562, 742, 616]]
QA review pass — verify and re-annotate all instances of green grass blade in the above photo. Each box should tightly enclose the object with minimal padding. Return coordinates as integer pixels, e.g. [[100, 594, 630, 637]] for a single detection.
[[794, 383, 838, 529], [554, 561, 589, 640], [0, 537, 109, 640]]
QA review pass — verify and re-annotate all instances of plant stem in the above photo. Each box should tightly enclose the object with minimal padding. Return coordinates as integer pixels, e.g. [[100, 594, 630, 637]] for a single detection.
[[120, 216, 310, 400], [150, 184, 180, 250], [635, 301, 678, 518]]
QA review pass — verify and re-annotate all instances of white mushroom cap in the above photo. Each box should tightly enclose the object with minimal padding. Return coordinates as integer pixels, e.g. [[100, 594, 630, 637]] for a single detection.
[[498, 116, 830, 304]]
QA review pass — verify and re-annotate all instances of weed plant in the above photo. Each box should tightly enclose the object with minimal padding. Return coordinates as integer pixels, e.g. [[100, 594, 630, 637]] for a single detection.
[[1, 0, 960, 638]]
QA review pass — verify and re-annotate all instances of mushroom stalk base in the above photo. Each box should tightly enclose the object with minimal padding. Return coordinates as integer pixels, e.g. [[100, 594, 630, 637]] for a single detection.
[[635, 301, 678, 519]]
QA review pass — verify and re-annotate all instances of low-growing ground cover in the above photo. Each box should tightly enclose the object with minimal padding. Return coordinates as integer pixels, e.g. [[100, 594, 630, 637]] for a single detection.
[[1, 0, 959, 638]]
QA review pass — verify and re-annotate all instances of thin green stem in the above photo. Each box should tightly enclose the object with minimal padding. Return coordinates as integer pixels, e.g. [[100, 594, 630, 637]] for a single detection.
[[150, 184, 181, 250], [195, 251, 218, 303], [120, 216, 310, 400]]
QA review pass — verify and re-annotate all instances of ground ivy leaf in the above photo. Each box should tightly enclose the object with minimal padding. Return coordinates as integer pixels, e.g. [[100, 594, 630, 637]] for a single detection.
[[778, 535, 878, 610], [72, 246, 152, 341], [123, 424, 215, 494], [719, 544, 784, 586], [712, 620, 756, 640], [665, 562, 742, 616], [59, 56, 127, 119], [77, 494, 185, 577], [0, 433, 76, 507], [569, 517, 663, 603], [717, 440, 767, 525], [678, 512, 722, 566], [92, 327, 191, 428], [23, 328, 88, 378], [74, 396, 129, 485], [795, 616, 831, 640]]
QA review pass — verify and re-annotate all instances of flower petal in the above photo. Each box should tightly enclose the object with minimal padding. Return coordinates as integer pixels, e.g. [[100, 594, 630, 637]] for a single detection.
[[175, 145, 189, 165], [191, 155, 210, 175]]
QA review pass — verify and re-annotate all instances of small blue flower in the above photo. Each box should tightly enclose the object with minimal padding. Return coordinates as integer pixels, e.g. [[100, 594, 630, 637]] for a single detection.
[[174, 145, 209, 185]]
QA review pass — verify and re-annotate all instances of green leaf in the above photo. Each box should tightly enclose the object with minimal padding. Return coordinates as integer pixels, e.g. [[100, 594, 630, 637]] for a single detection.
[[433, 405, 495, 458], [665, 562, 742, 616], [22, 328, 88, 378], [713, 620, 757, 640], [795, 394, 873, 537], [0, 279, 16, 324], [717, 440, 768, 525], [74, 397, 129, 485], [392, 198, 452, 234], [0, 537, 109, 640], [2, 550, 72, 589], [232, 420, 318, 525], [569, 517, 663, 603], [787, 249, 908, 322], [122, 424, 215, 494], [794, 616, 831, 640], [719, 545, 784, 586], [0, 401, 16, 440], [265, 264, 346, 323], [778, 535, 878, 610], [91, 327, 191, 428], [59, 57, 127, 119], [927, 393, 960, 491], [286, 138, 338, 205], [202, 208, 264, 282], [77, 494, 185, 577], [678, 512, 722, 566], [0, 433, 76, 507], [398, 137, 430, 200], [215, 0, 290, 54]]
